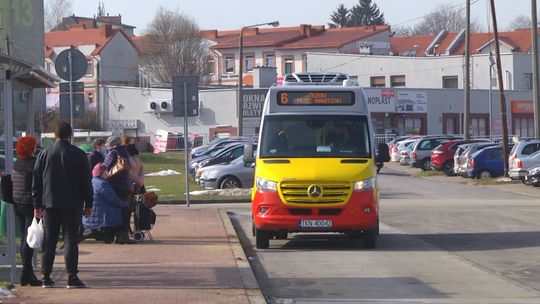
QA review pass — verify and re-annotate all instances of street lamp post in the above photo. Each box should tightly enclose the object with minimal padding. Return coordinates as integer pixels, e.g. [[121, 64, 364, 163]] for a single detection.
[[237, 21, 279, 136], [489, 52, 495, 141]]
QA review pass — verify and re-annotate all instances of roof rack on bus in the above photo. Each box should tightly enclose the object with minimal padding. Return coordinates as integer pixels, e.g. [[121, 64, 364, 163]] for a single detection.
[[282, 72, 350, 86]]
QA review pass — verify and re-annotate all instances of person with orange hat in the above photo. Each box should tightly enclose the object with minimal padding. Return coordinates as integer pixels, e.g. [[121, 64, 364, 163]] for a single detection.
[[12, 136, 41, 286]]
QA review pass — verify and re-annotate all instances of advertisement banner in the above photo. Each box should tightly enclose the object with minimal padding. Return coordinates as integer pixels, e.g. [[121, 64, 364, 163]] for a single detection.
[[153, 129, 169, 153], [396, 91, 427, 113], [511, 100, 533, 114]]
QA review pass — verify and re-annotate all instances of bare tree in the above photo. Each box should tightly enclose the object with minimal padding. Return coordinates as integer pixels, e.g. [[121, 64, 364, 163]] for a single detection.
[[508, 14, 532, 31], [391, 25, 414, 37], [409, 3, 483, 35], [139, 7, 210, 85], [44, 0, 73, 32], [97, 1, 106, 17]]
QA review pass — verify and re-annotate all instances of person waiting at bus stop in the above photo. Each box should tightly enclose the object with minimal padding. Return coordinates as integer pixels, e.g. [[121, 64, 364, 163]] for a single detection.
[[12, 136, 41, 286]]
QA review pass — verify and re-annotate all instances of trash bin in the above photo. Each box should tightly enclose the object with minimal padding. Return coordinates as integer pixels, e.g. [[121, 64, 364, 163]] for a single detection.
[[0, 201, 21, 237]]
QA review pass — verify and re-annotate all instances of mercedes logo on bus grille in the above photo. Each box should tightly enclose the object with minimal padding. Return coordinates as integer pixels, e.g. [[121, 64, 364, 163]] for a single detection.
[[307, 185, 322, 198]]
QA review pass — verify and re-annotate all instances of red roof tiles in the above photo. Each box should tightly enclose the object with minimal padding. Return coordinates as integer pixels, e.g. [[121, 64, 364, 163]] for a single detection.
[[45, 25, 139, 57]]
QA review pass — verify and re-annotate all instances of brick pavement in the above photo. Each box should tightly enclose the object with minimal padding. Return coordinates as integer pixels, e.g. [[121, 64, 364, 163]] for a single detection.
[[4, 205, 264, 304]]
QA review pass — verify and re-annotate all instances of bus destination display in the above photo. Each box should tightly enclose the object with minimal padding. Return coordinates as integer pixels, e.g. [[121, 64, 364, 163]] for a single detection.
[[277, 91, 355, 106]]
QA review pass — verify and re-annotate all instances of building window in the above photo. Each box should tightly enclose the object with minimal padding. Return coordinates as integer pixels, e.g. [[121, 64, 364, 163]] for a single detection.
[[390, 75, 405, 87], [206, 57, 215, 75], [442, 76, 458, 88], [470, 117, 488, 137], [302, 54, 308, 72], [370, 76, 385, 88], [224, 55, 234, 73], [244, 54, 254, 72], [514, 116, 534, 138], [264, 53, 275, 67], [443, 113, 459, 134], [85, 60, 93, 76], [283, 56, 294, 74]]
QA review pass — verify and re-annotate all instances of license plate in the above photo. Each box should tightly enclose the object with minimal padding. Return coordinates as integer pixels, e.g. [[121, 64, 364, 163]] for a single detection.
[[299, 219, 332, 228]]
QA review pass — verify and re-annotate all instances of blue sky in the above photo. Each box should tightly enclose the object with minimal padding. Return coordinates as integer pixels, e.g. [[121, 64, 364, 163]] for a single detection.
[[69, 0, 530, 34]]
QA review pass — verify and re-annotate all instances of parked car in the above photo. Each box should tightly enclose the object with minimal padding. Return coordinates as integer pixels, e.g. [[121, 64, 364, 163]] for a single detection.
[[190, 143, 245, 175], [399, 140, 419, 165], [386, 136, 410, 160], [409, 136, 460, 170], [509, 149, 540, 183], [508, 139, 540, 181], [199, 156, 255, 189], [524, 165, 540, 186], [431, 139, 488, 176], [454, 142, 499, 176], [391, 139, 417, 162], [191, 137, 253, 160], [191, 143, 256, 176], [466, 145, 513, 179]]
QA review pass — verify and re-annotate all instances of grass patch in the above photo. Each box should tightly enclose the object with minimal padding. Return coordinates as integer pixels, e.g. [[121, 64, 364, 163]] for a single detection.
[[140, 152, 249, 201], [414, 170, 443, 177]]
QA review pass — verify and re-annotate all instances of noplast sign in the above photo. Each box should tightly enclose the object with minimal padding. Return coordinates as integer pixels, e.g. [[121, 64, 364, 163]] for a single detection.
[[364, 88, 395, 112]]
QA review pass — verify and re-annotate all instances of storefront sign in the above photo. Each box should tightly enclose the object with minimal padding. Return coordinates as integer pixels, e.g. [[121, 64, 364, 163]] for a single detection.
[[511, 100, 533, 114], [396, 91, 427, 113], [364, 88, 395, 112], [242, 89, 267, 118]]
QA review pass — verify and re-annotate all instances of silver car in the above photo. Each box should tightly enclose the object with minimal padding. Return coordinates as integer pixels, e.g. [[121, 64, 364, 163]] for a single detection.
[[199, 157, 255, 189]]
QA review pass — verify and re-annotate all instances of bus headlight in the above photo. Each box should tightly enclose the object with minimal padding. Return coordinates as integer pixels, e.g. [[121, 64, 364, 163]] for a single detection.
[[353, 177, 375, 192], [256, 177, 277, 192]]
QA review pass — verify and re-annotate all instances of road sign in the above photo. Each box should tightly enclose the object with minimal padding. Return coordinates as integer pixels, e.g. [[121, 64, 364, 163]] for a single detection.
[[54, 49, 88, 81], [59, 94, 85, 119], [172, 76, 199, 117], [59, 82, 84, 93]]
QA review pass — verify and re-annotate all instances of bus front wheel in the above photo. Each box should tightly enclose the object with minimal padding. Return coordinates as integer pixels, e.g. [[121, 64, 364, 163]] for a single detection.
[[255, 228, 271, 249]]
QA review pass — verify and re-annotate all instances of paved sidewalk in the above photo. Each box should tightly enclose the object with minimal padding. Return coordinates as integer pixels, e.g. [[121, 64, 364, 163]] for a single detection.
[[5, 205, 264, 304]]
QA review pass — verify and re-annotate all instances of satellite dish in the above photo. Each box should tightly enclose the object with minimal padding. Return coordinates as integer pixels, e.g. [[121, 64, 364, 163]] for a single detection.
[[54, 49, 88, 81]]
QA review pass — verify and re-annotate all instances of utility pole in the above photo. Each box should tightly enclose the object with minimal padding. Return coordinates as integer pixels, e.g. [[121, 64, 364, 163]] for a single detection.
[[463, 0, 471, 139], [490, 0, 510, 176], [532, 0, 540, 138]]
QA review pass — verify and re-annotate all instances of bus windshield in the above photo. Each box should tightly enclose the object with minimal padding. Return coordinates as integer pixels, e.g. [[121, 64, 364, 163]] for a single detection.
[[260, 115, 371, 158]]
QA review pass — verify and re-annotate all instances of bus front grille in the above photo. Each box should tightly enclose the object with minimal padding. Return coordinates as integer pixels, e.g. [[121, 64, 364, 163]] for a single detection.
[[280, 181, 351, 205]]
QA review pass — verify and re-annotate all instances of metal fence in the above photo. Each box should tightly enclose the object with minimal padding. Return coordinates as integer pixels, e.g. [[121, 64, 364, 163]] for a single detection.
[[162, 134, 205, 151]]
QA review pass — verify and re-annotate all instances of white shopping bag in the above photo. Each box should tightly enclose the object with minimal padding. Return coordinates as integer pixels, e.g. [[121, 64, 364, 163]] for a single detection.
[[26, 217, 44, 249]]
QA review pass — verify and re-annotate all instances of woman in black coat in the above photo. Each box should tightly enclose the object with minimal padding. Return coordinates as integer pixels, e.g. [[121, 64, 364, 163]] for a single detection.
[[12, 136, 41, 286]]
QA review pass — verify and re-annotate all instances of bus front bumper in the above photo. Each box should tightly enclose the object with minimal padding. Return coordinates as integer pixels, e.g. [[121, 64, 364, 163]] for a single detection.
[[252, 190, 379, 232]]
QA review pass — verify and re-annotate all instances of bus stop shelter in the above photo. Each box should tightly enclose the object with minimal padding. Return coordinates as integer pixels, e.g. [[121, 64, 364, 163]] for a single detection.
[[0, 54, 58, 284]]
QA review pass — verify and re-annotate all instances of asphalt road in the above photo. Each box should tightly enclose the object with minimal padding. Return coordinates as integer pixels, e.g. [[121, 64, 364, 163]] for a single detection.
[[227, 166, 540, 304]]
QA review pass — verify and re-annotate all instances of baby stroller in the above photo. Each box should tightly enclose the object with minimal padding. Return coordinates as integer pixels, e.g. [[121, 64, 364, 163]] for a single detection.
[[132, 192, 158, 242]]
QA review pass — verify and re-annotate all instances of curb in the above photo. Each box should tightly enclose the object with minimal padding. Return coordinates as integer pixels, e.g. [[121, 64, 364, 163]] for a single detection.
[[218, 209, 266, 304]]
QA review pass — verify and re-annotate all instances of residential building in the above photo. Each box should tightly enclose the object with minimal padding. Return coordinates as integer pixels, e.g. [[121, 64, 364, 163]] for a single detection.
[[52, 15, 136, 36], [201, 24, 390, 86], [44, 24, 140, 129]]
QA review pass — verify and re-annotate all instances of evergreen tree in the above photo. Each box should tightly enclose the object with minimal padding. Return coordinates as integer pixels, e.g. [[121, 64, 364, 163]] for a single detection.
[[328, 4, 350, 28], [348, 0, 385, 26]]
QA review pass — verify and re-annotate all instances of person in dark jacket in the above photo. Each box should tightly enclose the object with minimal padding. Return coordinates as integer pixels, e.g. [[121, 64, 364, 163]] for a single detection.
[[87, 138, 106, 169], [33, 122, 93, 288], [103, 136, 134, 244], [82, 163, 128, 243], [12, 136, 41, 286]]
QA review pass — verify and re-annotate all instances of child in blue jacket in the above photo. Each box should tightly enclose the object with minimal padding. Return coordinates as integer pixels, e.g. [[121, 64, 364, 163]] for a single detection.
[[83, 163, 128, 243]]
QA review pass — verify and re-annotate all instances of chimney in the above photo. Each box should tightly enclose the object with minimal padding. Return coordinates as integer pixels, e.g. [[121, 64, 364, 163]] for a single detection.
[[201, 30, 218, 40], [102, 24, 113, 37], [244, 27, 258, 36], [300, 24, 313, 36]]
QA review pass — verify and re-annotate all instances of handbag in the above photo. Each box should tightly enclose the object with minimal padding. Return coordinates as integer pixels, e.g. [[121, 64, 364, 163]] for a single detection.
[[142, 191, 158, 209], [27, 217, 44, 249], [0, 174, 13, 204], [108, 155, 130, 178]]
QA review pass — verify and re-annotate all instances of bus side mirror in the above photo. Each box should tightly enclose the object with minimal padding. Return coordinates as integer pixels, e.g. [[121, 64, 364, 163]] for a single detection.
[[377, 143, 390, 163], [244, 144, 255, 163]]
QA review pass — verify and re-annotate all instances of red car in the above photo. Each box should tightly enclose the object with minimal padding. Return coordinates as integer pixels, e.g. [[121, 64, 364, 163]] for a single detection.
[[431, 139, 488, 176]]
